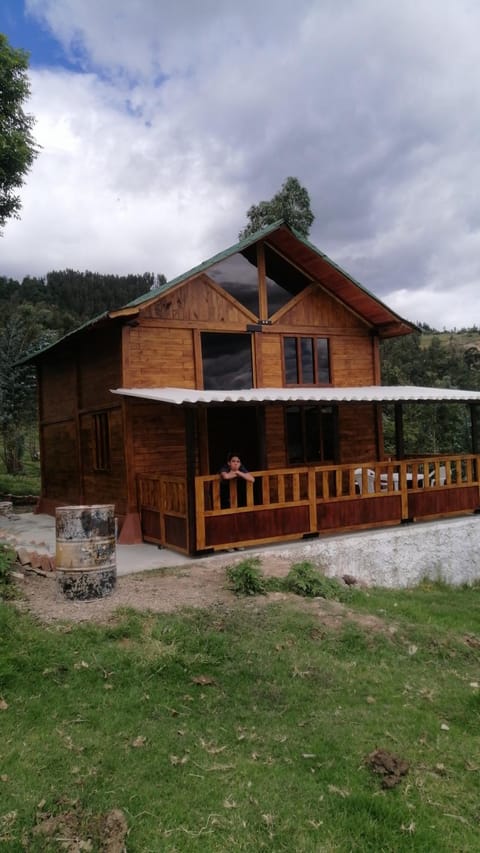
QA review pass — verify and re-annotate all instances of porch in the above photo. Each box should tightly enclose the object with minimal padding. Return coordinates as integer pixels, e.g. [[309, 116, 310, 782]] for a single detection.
[[137, 453, 480, 555]]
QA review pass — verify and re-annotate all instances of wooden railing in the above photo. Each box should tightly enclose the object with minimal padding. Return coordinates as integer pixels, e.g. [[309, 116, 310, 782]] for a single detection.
[[137, 474, 189, 553], [194, 454, 480, 552], [138, 454, 480, 554]]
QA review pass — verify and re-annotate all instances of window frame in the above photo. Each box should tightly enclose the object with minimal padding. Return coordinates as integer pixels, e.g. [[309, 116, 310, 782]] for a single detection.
[[200, 331, 254, 390], [92, 411, 111, 472], [283, 335, 331, 386], [284, 404, 338, 465]]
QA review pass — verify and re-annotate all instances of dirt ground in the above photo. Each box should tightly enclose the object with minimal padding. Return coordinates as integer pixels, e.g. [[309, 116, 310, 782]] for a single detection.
[[12, 554, 392, 635]]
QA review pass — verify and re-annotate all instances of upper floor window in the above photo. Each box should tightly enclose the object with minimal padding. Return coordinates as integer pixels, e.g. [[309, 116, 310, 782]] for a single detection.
[[201, 332, 253, 389], [284, 336, 330, 385], [93, 412, 110, 471], [206, 248, 259, 316], [265, 244, 311, 316]]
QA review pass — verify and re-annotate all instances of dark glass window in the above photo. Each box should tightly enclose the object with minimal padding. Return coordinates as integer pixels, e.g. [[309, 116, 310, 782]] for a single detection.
[[201, 333, 253, 390], [284, 337, 298, 383], [283, 336, 330, 385], [316, 338, 330, 383], [265, 244, 311, 316], [206, 248, 259, 316], [93, 412, 110, 471], [286, 406, 336, 464]]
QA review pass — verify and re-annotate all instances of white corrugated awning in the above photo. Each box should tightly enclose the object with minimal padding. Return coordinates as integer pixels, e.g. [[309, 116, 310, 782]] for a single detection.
[[111, 386, 480, 405]]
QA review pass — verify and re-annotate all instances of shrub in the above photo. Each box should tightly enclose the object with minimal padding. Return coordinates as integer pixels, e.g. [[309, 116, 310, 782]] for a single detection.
[[0, 544, 16, 599], [284, 561, 345, 600], [226, 558, 267, 596]]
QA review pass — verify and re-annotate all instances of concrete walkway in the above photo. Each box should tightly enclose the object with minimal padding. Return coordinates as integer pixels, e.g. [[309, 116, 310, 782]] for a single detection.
[[2, 508, 480, 587], [0, 511, 193, 576]]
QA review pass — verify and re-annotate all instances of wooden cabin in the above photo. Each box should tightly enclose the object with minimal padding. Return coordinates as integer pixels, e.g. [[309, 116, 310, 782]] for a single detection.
[[31, 221, 480, 554]]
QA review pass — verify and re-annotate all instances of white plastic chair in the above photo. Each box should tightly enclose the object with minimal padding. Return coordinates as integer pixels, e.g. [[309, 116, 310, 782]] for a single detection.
[[354, 468, 376, 494], [429, 465, 447, 486]]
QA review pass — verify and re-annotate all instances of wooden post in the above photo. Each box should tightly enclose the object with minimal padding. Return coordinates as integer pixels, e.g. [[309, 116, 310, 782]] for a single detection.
[[394, 403, 405, 460], [308, 468, 317, 534], [185, 408, 197, 554], [470, 404, 480, 454], [399, 460, 409, 521], [257, 242, 268, 322]]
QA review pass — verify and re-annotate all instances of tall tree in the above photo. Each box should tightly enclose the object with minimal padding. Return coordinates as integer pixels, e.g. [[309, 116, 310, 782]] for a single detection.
[[0, 305, 43, 473], [239, 176, 315, 240], [0, 33, 38, 232]]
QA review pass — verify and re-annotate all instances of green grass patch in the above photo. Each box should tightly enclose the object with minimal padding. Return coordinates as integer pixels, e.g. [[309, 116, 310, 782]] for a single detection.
[[0, 455, 41, 496], [1, 585, 480, 850]]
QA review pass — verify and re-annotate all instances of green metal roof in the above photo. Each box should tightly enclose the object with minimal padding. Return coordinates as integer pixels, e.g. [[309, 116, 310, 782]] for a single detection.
[[124, 219, 287, 308], [23, 219, 416, 363]]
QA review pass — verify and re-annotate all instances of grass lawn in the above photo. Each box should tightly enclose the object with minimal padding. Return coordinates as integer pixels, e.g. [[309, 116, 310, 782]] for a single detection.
[[0, 456, 40, 497], [1, 567, 480, 851]]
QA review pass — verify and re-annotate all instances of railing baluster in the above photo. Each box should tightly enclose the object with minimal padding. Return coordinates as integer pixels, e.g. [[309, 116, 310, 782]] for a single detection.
[[293, 473, 300, 502]]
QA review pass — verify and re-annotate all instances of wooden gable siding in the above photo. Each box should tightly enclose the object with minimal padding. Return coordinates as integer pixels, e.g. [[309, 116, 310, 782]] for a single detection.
[[276, 285, 369, 330], [141, 276, 255, 324], [130, 400, 187, 478]]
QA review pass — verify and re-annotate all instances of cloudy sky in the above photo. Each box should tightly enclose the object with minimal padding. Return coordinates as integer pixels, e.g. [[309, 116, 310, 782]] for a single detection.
[[1, 0, 480, 330]]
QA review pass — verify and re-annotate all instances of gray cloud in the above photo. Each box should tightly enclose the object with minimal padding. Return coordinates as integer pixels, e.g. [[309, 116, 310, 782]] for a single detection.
[[1, 0, 478, 330]]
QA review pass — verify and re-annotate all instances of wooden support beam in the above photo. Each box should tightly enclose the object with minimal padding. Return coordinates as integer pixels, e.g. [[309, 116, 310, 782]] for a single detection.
[[394, 403, 405, 460]]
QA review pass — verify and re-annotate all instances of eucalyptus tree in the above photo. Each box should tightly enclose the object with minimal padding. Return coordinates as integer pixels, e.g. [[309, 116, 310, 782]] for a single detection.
[[0, 33, 38, 231], [239, 176, 314, 239]]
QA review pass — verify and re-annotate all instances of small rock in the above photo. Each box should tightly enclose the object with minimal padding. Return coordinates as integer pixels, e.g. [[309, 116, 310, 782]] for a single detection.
[[16, 546, 32, 566]]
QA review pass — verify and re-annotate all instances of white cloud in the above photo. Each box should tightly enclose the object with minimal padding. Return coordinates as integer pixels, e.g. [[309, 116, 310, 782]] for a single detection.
[[0, 0, 479, 330]]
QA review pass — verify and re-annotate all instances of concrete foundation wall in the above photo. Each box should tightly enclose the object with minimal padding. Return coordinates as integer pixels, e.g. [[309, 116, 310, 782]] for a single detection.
[[263, 516, 480, 588]]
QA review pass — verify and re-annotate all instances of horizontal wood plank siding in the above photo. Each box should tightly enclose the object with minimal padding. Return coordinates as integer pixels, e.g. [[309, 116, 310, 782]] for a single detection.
[[78, 327, 122, 410], [265, 405, 287, 467], [408, 486, 480, 518], [338, 404, 378, 462], [130, 400, 186, 478], [39, 357, 77, 422], [330, 335, 375, 386], [317, 495, 401, 531], [258, 335, 283, 387], [205, 505, 309, 547], [125, 326, 195, 388], [42, 421, 79, 501]]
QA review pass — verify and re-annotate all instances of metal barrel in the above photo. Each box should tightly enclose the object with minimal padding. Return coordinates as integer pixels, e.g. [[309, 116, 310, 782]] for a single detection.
[[56, 505, 116, 600]]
